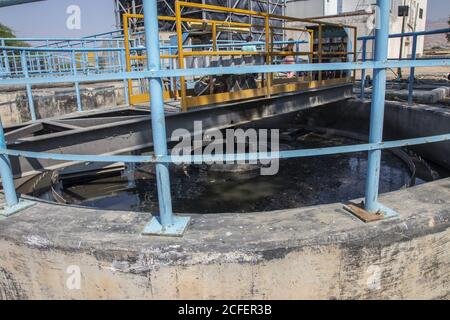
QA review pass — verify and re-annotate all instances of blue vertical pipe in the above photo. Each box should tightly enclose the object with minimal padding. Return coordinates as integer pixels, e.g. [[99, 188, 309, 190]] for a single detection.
[[408, 35, 417, 105], [12, 52, 17, 75], [46, 40, 54, 74], [1, 40, 10, 75], [81, 40, 87, 74], [143, 0, 174, 227], [360, 39, 367, 100], [364, 0, 390, 212], [344, 27, 352, 79], [71, 50, 82, 112], [20, 51, 36, 121], [94, 38, 100, 72], [36, 52, 42, 74], [0, 118, 18, 207], [121, 50, 130, 105]]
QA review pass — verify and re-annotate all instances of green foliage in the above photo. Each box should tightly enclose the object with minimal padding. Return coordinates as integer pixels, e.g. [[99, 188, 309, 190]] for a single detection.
[[0, 23, 29, 47]]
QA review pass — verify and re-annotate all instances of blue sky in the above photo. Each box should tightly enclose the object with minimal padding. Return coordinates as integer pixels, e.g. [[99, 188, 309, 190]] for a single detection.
[[0, 0, 117, 37], [425, 0, 450, 22], [0, 0, 448, 38]]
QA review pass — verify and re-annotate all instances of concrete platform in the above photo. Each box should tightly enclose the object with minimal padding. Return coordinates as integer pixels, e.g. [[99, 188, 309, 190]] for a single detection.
[[359, 83, 450, 104], [0, 178, 449, 299]]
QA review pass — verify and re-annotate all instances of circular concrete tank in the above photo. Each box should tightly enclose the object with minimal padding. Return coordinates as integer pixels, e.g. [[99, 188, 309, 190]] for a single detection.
[[0, 100, 449, 300]]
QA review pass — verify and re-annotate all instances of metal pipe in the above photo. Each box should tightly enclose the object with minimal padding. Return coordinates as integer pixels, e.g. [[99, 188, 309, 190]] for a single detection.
[[123, 13, 134, 106], [265, 15, 272, 97], [318, 24, 323, 82], [175, 1, 187, 112], [1, 59, 449, 86], [359, 27, 450, 40], [20, 51, 36, 121], [2, 133, 450, 165], [364, 0, 391, 213], [143, 0, 174, 228], [121, 50, 130, 105], [1, 40, 10, 75], [0, 118, 18, 207], [397, 1, 407, 80], [0, 0, 44, 8], [71, 50, 82, 112], [360, 39, 367, 100], [408, 34, 417, 105]]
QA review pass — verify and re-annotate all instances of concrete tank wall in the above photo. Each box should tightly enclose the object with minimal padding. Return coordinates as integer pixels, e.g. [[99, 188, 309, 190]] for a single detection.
[[0, 81, 126, 125], [0, 99, 449, 300], [0, 177, 449, 299]]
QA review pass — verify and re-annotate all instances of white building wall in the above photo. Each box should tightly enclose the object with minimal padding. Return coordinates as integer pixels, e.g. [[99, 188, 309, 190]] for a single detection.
[[385, 0, 428, 58], [324, 0, 338, 15], [286, 0, 324, 18], [342, 0, 376, 13], [286, 0, 428, 58]]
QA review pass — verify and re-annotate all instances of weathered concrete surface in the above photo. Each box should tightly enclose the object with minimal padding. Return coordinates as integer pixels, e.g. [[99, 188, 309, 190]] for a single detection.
[[0, 178, 449, 300], [384, 87, 449, 104], [0, 81, 126, 125], [358, 82, 450, 104]]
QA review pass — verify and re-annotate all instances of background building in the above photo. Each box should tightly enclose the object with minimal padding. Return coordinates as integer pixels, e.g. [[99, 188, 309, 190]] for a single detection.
[[287, 0, 428, 58]]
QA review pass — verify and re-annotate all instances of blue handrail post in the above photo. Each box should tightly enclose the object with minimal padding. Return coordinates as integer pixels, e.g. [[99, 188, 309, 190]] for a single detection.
[[20, 51, 37, 121], [1, 40, 10, 75], [46, 40, 54, 74], [0, 119, 17, 208], [408, 34, 418, 105], [360, 39, 367, 100], [0, 118, 35, 216], [94, 38, 100, 72], [121, 50, 130, 105], [71, 50, 83, 112], [142, 0, 190, 236], [363, 0, 398, 218]]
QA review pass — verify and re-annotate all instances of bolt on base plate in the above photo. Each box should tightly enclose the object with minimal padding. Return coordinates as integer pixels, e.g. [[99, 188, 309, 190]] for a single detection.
[[0, 199, 36, 217], [142, 215, 191, 237], [344, 201, 399, 223]]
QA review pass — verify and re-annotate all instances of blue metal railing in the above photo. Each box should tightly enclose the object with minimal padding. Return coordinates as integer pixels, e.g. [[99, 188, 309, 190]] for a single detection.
[[0, 39, 307, 77], [0, 37, 309, 117], [358, 27, 450, 104], [0, 0, 449, 236]]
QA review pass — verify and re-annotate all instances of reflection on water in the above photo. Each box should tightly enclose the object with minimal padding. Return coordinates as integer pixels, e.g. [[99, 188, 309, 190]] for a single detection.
[[55, 132, 414, 214]]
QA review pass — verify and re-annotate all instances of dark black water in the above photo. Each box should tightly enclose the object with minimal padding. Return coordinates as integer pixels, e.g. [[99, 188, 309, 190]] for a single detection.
[[56, 132, 414, 214]]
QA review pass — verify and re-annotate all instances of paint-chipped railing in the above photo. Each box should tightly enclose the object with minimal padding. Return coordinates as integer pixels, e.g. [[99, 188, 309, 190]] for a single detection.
[[358, 27, 450, 105], [0, 0, 450, 236]]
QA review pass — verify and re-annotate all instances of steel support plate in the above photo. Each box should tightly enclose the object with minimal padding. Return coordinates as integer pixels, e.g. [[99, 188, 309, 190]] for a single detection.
[[142, 215, 191, 237], [344, 201, 399, 223], [0, 198, 36, 217]]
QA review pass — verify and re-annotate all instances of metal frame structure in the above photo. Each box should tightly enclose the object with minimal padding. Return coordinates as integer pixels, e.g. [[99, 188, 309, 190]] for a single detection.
[[114, 0, 287, 40], [3, 84, 353, 180], [1, 0, 450, 236], [121, 1, 357, 110], [1, 3, 356, 116]]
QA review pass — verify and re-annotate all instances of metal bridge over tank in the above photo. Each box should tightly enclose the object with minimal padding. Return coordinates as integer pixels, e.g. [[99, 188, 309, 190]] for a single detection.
[[0, 2, 356, 178], [1, 1, 357, 114]]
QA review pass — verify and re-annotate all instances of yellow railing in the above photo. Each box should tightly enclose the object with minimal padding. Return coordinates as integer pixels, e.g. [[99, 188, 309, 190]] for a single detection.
[[123, 1, 357, 110]]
